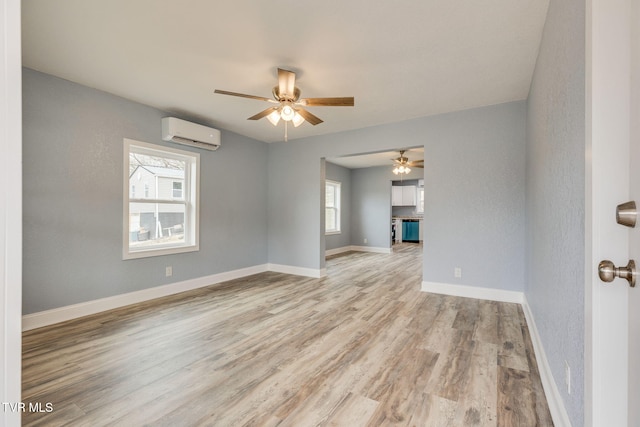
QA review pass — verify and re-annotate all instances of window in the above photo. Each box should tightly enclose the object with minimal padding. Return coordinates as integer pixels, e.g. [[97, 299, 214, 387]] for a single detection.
[[325, 180, 341, 234], [416, 187, 425, 213], [123, 138, 200, 259]]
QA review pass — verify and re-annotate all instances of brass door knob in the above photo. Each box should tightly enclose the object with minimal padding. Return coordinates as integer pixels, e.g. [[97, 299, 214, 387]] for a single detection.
[[598, 259, 636, 287]]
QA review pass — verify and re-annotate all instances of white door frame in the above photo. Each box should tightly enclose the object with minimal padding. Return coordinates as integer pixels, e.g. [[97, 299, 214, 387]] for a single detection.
[[586, 0, 632, 425], [1, 0, 23, 425]]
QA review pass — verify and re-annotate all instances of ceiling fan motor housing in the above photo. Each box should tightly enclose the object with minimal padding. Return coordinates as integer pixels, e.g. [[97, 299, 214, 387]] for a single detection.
[[272, 86, 301, 102]]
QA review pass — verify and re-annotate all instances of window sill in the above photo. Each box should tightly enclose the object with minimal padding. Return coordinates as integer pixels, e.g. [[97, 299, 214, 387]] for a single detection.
[[325, 231, 341, 236], [123, 244, 199, 260]]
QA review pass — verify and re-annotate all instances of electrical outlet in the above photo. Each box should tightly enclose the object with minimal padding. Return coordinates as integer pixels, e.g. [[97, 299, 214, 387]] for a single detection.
[[454, 267, 462, 278], [166, 266, 172, 277], [565, 360, 571, 394], [364, 238, 368, 244]]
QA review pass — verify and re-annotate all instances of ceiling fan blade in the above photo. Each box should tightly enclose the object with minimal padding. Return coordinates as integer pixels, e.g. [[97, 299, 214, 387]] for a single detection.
[[247, 107, 278, 120], [278, 68, 296, 99], [409, 164, 424, 168], [214, 89, 275, 103], [298, 97, 355, 107], [296, 108, 323, 125]]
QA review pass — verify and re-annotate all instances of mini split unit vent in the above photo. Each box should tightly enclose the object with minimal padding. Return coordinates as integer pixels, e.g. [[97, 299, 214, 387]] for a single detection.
[[161, 117, 221, 151]]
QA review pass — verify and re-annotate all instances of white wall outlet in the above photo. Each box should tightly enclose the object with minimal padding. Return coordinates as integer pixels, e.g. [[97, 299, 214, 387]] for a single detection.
[[363, 238, 368, 244], [454, 267, 462, 278], [166, 266, 172, 277], [565, 360, 571, 394]]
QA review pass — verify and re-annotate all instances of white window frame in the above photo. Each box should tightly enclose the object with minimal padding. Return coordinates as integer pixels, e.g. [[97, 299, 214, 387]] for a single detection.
[[325, 179, 341, 235], [123, 138, 200, 260]]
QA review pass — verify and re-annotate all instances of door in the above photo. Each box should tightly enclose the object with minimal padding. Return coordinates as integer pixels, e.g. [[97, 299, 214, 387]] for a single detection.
[[588, 0, 638, 425], [628, 0, 640, 423]]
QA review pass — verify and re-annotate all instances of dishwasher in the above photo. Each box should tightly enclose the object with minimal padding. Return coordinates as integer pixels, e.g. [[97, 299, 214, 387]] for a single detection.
[[402, 220, 419, 243]]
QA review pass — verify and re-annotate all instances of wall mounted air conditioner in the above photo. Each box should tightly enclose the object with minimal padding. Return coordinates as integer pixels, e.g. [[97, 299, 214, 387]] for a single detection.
[[161, 117, 221, 151]]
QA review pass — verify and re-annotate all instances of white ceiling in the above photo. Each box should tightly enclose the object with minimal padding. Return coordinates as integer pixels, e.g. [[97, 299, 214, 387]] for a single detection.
[[21, 0, 549, 144]]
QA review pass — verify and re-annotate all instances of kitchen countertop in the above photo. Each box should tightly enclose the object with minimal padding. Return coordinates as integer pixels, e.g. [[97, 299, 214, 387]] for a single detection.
[[393, 216, 423, 220]]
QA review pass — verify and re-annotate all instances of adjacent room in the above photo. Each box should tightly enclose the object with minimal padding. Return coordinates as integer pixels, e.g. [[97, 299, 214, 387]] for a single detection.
[[3, 0, 637, 426]]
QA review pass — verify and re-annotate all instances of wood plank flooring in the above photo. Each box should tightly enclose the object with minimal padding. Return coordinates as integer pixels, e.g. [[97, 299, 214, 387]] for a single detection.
[[22, 244, 553, 426]]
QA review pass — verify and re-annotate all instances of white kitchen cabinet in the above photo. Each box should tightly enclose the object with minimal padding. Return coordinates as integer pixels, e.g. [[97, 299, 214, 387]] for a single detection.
[[392, 186, 403, 206], [391, 185, 417, 206], [402, 186, 416, 205]]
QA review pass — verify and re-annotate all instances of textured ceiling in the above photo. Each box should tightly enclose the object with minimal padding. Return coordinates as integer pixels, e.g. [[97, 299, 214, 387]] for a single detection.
[[22, 0, 549, 143]]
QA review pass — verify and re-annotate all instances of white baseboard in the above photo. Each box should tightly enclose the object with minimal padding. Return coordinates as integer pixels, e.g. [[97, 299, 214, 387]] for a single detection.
[[22, 264, 268, 331], [420, 281, 570, 427], [421, 281, 524, 304], [267, 263, 326, 279], [23, 262, 331, 331], [325, 245, 392, 257], [522, 297, 572, 427]]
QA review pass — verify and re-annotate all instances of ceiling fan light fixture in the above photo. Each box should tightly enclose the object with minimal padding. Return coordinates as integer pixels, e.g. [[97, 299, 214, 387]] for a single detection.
[[393, 165, 411, 175], [280, 103, 295, 121], [292, 111, 305, 127], [266, 110, 281, 126]]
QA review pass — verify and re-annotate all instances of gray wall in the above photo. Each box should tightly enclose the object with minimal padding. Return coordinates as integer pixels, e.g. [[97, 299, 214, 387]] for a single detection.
[[324, 161, 351, 251], [268, 101, 526, 292], [350, 166, 392, 249], [22, 68, 268, 314], [525, 0, 585, 424], [420, 104, 526, 291]]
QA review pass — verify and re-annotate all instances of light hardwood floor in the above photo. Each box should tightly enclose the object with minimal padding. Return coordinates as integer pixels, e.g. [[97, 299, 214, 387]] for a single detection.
[[22, 244, 553, 426]]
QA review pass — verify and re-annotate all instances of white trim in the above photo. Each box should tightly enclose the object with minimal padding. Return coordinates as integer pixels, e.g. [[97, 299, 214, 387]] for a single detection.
[[267, 263, 326, 278], [325, 245, 392, 256], [420, 281, 524, 304], [22, 263, 334, 331], [325, 179, 341, 234], [419, 281, 570, 426], [1, 0, 22, 424], [522, 297, 572, 427], [22, 264, 268, 331]]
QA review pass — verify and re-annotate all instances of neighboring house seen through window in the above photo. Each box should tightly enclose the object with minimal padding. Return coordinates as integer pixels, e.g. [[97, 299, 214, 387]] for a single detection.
[[124, 139, 200, 259], [173, 181, 183, 199], [325, 180, 341, 234]]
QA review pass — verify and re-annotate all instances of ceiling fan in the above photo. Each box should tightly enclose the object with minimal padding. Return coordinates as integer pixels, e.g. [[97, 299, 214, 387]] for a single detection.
[[214, 68, 354, 140], [392, 150, 424, 175]]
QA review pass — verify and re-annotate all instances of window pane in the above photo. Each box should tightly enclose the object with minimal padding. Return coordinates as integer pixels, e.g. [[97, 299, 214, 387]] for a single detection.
[[326, 184, 335, 207], [129, 152, 185, 200], [326, 208, 336, 231], [129, 202, 186, 248]]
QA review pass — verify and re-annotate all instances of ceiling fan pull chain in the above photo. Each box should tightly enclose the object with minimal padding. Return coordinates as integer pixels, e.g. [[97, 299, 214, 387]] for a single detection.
[[285, 120, 288, 142]]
